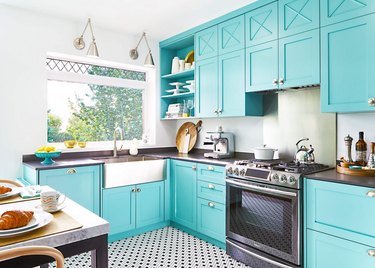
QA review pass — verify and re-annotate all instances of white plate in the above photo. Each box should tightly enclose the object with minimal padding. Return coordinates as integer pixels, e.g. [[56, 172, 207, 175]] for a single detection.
[[0, 216, 38, 234], [0, 210, 53, 238], [35, 204, 66, 213], [0, 187, 22, 200], [185, 80, 195, 84]]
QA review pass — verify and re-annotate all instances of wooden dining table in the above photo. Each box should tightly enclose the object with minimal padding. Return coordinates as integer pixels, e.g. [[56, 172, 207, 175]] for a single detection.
[[0, 186, 110, 268]]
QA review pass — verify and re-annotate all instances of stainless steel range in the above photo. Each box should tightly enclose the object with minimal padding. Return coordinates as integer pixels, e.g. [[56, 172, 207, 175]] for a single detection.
[[225, 159, 330, 268]]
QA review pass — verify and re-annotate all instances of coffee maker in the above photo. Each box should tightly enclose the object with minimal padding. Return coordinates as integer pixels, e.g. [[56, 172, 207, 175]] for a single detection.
[[203, 127, 234, 159]]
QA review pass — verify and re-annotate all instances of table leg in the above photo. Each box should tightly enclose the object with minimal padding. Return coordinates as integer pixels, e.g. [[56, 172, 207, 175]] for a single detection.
[[90, 235, 108, 268], [40, 264, 49, 268]]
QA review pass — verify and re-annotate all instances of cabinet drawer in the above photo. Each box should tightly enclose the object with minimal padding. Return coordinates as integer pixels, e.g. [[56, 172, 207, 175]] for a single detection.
[[197, 164, 225, 185], [197, 180, 225, 204], [306, 179, 375, 246], [306, 229, 375, 268], [197, 197, 225, 242]]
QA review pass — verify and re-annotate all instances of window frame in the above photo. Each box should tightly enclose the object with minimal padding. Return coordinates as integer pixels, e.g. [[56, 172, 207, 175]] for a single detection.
[[46, 52, 156, 151]]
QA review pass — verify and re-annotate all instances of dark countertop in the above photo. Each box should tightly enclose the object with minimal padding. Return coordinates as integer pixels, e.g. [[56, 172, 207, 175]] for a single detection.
[[305, 169, 375, 188], [23, 148, 253, 170]]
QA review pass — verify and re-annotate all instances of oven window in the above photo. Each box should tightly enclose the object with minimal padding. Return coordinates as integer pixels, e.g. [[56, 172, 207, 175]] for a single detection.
[[229, 187, 293, 254]]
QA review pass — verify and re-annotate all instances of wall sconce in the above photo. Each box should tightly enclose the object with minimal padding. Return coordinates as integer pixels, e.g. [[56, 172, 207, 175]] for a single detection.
[[73, 18, 99, 57], [129, 32, 155, 67]]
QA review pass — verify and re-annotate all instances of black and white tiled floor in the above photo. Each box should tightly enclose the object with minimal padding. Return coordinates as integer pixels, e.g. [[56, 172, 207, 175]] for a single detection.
[[52, 227, 250, 267]]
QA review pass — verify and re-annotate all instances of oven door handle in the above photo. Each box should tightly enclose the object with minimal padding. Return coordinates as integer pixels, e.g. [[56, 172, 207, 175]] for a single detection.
[[226, 239, 295, 268], [226, 179, 297, 197]]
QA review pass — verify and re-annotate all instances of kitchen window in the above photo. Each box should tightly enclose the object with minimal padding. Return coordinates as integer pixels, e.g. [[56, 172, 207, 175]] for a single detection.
[[46, 53, 155, 148]]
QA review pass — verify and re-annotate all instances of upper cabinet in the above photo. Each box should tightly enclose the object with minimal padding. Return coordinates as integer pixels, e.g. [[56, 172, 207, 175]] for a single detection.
[[321, 14, 375, 112], [218, 15, 245, 55], [195, 26, 218, 61], [278, 0, 319, 38], [245, 2, 278, 47], [321, 0, 375, 26]]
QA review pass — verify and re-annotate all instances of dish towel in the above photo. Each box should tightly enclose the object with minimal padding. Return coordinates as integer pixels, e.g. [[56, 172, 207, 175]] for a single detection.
[[20, 185, 42, 199]]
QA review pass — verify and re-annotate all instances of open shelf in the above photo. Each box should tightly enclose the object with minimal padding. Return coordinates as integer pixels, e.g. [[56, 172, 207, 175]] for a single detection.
[[161, 69, 194, 80], [161, 116, 195, 120], [161, 92, 194, 99]]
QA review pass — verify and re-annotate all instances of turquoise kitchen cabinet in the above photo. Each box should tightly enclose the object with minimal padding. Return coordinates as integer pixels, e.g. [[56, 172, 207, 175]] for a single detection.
[[195, 26, 218, 61], [136, 181, 165, 229], [245, 1, 278, 47], [195, 57, 218, 118], [102, 181, 165, 236], [197, 197, 226, 242], [218, 15, 245, 55], [38, 165, 101, 215], [246, 40, 278, 92], [278, 0, 319, 38], [102, 185, 135, 235], [279, 29, 320, 89], [170, 160, 197, 230], [321, 0, 375, 27], [306, 229, 375, 268], [247, 29, 319, 92], [321, 15, 375, 112], [197, 163, 226, 185]]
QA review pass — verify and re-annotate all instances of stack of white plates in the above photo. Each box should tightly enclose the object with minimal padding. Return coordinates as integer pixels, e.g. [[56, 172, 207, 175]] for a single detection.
[[183, 80, 195, 92]]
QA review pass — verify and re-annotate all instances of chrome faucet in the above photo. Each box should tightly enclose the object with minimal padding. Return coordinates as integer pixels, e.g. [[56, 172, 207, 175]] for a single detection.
[[113, 127, 123, 157]]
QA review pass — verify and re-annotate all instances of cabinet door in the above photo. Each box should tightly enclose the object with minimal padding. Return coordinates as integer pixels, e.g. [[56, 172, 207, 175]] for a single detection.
[[246, 40, 278, 92], [279, 0, 319, 38], [39, 165, 100, 214], [306, 230, 375, 268], [102, 186, 136, 235], [321, 15, 375, 112], [218, 50, 245, 117], [196, 57, 219, 117], [171, 160, 197, 230], [218, 15, 245, 55], [195, 26, 218, 61], [245, 2, 278, 47], [279, 29, 320, 89], [306, 179, 375, 246], [136, 181, 165, 229], [321, 0, 375, 26], [197, 198, 225, 243]]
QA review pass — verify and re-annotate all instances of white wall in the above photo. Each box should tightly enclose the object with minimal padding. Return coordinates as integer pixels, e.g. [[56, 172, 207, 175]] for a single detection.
[[0, 5, 175, 178], [337, 113, 375, 160]]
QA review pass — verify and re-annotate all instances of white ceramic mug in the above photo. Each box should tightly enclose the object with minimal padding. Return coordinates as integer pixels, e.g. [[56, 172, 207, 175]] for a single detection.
[[179, 60, 185, 72], [185, 62, 192, 70], [40, 191, 66, 212], [171, 57, 180, 74]]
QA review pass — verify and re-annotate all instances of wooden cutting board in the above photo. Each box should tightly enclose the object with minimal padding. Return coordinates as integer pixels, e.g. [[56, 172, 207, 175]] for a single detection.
[[176, 120, 202, 153]]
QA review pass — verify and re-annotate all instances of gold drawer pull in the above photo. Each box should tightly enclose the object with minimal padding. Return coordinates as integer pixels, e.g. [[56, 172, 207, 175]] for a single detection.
[[368, 250, 375, 257], [66, 168, 77, 174], [192, 166, 197, 171], [208, 166, 215, 171], [368, 98, 375, 106], [208, 184, 215, 189], [366, 190, 375, 197], [208, 202, 215, 208]]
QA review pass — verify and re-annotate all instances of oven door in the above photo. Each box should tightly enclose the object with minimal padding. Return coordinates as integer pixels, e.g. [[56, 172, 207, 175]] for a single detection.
[[226, 178, 301, 265]]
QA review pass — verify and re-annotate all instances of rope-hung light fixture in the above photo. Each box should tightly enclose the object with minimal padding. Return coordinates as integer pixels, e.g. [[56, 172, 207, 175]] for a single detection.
[[73, 18, 99, 57], [129, 32, 155, 67]]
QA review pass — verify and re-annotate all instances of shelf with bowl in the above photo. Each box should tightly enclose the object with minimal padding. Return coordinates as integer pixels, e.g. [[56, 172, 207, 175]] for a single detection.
[[35, 151, 61, 165], [161, 69, 194, 80]]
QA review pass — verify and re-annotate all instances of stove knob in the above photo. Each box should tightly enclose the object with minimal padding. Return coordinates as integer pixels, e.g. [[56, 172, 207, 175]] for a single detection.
[[288, 176, 296, 185], [234, 168, 239, 176], [280, 174, 287, 184], [271, 173, 279, 182], [240, 169, 246, 176], [227, 167, 233, 174]]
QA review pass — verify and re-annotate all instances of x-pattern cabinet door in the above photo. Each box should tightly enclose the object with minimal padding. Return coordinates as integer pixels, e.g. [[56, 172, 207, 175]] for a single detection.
[[279, 0, 319, 38], [321, 0, 375, 26], [218, 15, 245, 55], [245, 1, 278, 47], [195, 26, 218, 61]]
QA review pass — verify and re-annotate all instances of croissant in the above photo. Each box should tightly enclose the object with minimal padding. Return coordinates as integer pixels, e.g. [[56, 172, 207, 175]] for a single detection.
[[0, 186, 12, 195], [0, 210, 34, 230]]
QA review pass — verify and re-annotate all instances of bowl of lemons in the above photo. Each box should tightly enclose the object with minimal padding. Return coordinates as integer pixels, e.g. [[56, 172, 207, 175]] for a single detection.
[[35, 146, 61, 165]]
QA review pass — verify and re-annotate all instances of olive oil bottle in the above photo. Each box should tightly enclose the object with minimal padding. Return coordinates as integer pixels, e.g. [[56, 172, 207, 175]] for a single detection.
[[355, 131, 367, 166]]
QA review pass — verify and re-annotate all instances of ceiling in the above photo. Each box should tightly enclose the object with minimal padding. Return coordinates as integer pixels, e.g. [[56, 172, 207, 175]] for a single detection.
[[0, 0, 257, 40]]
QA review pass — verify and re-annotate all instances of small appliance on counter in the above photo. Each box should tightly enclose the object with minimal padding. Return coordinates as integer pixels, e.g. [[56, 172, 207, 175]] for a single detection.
[[203, 126, 234, 159]]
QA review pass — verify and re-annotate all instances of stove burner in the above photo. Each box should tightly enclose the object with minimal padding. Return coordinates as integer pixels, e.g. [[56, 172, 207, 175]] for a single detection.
[[275, 162, 330, 174]]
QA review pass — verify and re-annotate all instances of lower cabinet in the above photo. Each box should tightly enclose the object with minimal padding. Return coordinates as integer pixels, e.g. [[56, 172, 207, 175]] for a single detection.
[[102, 180, 165, 236], [171, 160, 226, 244], [25, 165, 101, 215], [306, 230, 375, 268]]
